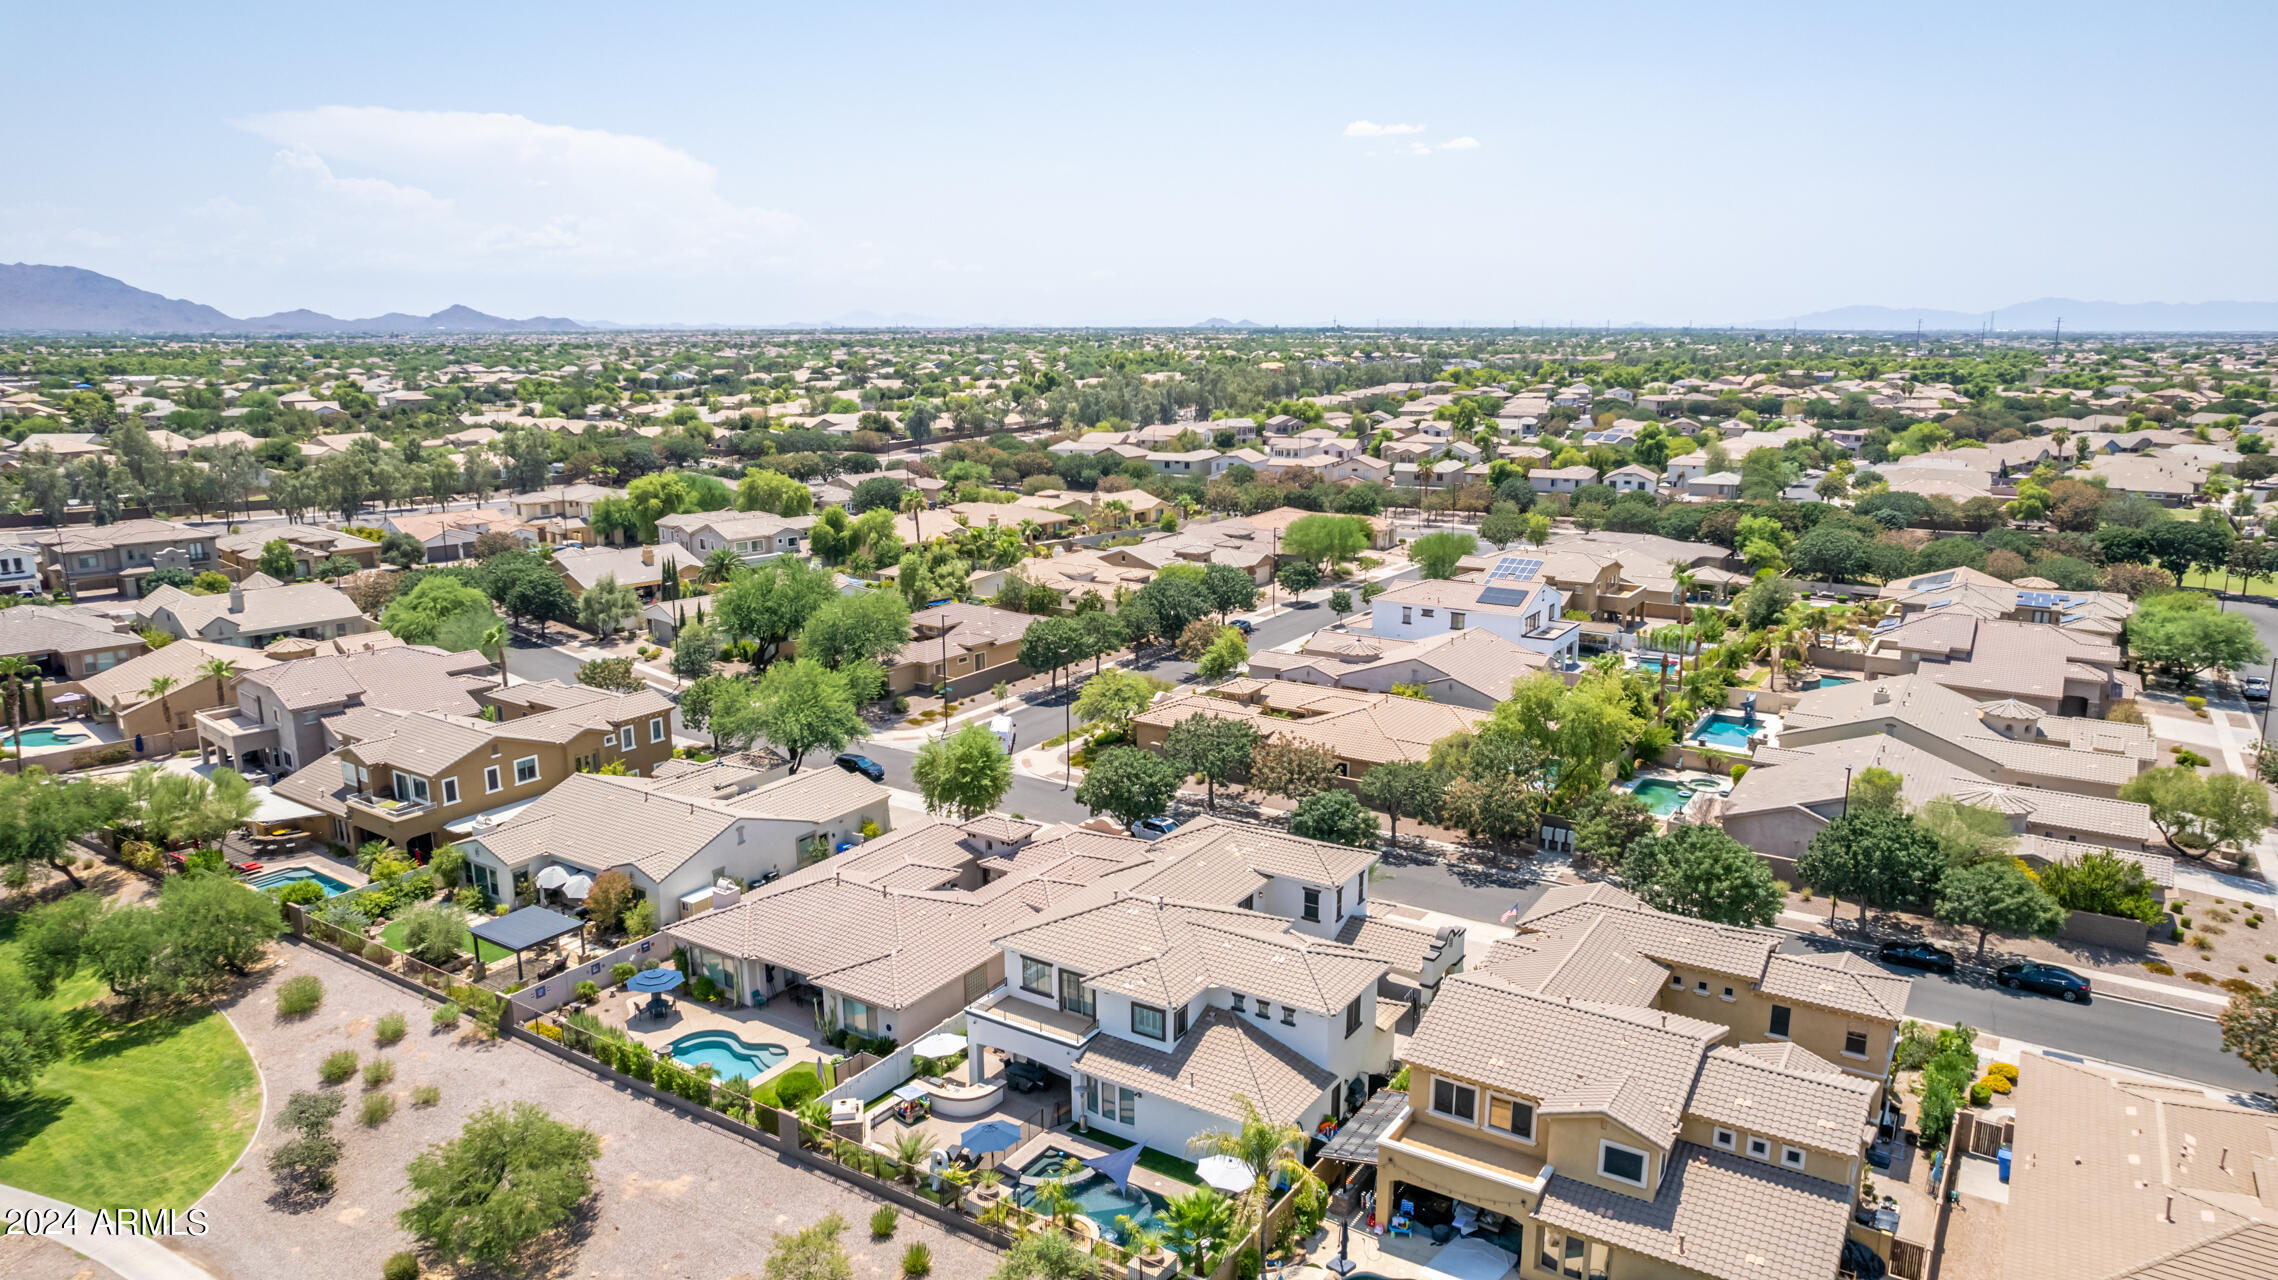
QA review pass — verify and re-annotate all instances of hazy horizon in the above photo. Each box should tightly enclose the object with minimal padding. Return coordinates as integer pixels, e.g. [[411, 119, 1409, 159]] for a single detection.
[[6, 1, 2273, 328]]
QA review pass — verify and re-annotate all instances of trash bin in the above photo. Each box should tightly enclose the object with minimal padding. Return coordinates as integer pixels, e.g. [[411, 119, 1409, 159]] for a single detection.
[[1997, 1146, 2012, 1182]]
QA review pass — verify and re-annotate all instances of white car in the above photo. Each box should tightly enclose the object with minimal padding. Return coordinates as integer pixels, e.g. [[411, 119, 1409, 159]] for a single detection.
[[1128, 815, 1180, 840]]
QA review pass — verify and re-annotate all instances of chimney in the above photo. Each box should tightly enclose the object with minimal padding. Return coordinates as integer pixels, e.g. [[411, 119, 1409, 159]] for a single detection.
[[228, 581, 244, 612], [641, 546, 655, 566]]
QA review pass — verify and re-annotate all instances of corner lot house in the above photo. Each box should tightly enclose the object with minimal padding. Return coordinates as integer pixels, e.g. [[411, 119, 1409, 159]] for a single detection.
[[885, 602, 1033, 698]]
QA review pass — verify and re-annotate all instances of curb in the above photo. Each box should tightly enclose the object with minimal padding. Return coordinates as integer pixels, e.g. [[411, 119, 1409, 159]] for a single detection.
[[1763, 922, 2231, 1021]]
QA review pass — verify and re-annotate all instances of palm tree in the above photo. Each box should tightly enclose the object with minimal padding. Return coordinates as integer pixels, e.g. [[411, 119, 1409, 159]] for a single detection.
[[1186, 1095, 1316, 1265], [702, 546, 741, 584], [1030, 1176, 1079, 1230], [1160, 1188, 1236, 1274], [1101, 498, 1131, 530], [901, 488, 926, 546], [0, 655, 34, 757], [890, 1129, 934, 1185], [480, 621, 509, 687], [194, 655, 239, 703], [141, 674, 181, 742]]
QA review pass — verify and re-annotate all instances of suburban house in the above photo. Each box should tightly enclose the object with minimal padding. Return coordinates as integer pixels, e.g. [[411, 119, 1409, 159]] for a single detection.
[[1247, 626, 1549, 709], [78, 638, 275, 754], [269, 681, 677, 859], [0, 538, 38, 595], [195, 645, 500, 777], [506, 483, 625, 544], [1366, 560, 1579, 662], [215, 527, 380, 581], [1603, 464, 1659, 493], [884, 601, 1034, 698], [136, 580, 373, 648], [1527, 464, 1599, 494], [457, 756, 890, 922], [551, 544, 703, 602], [379, 509, 537, 563], [655, 510, 814, 565], [1377, 892, 1898, 1280], [31, 519, 219, 596], [1132, 679, 1493, 783], [1879, 566, 2130, 640], [0, 604, 147, 681]]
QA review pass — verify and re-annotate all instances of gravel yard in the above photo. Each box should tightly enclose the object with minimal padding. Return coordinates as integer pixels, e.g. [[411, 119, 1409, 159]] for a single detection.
[[178, 940, 1004, 1280]]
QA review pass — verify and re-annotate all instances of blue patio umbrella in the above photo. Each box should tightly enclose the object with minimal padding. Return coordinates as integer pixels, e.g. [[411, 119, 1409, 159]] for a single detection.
[[1083, 1144, 1142, 1193], [960, 1119, 1023, 1155], [627, 968, 685, 993]]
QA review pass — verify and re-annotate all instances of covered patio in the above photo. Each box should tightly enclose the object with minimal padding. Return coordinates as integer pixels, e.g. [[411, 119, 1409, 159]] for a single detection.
[[470, 904, 586, 983]]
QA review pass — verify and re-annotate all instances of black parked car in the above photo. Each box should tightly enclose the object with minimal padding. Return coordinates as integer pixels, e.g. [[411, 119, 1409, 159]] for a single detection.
[[1230, 619, 1255, 636], [1878, 941, 1958, 975], [834, 753, 886, 782], [1997, 961, 2091, 1003]]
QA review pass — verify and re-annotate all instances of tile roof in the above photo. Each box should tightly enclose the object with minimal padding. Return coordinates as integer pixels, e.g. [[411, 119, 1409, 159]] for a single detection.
[[79, 639, 277, 711], [1074, 1006, 1336, 1127], [136, 581, 365, 638], [243, 645, 495, 713], [1533, 1142, 1854, 1280], [994, 894, 1385, 1015], [1687, 1044, 1879, 1154], [0, 605, 138, 658]]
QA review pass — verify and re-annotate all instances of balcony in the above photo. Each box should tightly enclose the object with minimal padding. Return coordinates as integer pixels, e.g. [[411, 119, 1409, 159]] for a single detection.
[[1379, 1111, 1552, 1195], [346, 791, 434, 821], [967, 984, 1097, 1046]]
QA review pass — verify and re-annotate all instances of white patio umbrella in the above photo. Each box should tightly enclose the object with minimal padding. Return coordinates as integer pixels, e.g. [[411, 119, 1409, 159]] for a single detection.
[[534, 866, 571, 891], [561, 873, 595, 900], [1195, 1155, 1254, 1194], [911, 1032, 967, 1058]]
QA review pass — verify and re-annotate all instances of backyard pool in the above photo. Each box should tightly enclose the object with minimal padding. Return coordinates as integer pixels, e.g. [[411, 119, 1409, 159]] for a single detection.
[[667, 1030, 789, 1080], [1690, 711, 1762, 751], [1810, 675, 1855, 689], [10, 726, 89, 747], [1014, 1147, 1171, 1244], [244, 866, 357, 896], [1627, 778, 1693, 817]]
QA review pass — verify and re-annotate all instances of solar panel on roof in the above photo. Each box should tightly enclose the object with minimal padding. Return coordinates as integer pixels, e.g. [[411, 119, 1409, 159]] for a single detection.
[[1491, 556, 1544, 581], [2016, 591, 2058, 608], [1925, 598, 1953, 609], [1912, 571, 1956, 589]]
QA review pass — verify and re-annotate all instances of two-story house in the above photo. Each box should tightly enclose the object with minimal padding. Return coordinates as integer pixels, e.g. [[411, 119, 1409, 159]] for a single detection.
[[196, 645, 501, 777], [1369, 883, 1904, 1280], [215, 527, 380, 581], [0, 604, 146, 681], [0, 538, 43, 596], [137, 580, 374, 649], [1367, 562, 1578, 663], [32, 519, 219, 596], [655, 510, 813, 566]]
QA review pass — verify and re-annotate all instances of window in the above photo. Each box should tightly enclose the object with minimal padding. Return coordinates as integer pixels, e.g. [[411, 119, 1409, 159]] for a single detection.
[[1301, 887, 1320, 922], [1694, 980, 1709, 996], [513, 756, 540, 785], [1421, 608, 1435, 618], [1401, 607, 1412, 625], [1781, 1145, 1808, 1170], [1281, 1004, 1295, 1026], [1230, 993, 1245, 1012], [1345, 996, 1362, 1038], [484, 765, 502, 794], [1254, 1000, 1270, 1021], [1449, 611, 1465, 630], [1668, 972, 1684, 989], [1721, 985, 1735, 1001], [1058, 968, 1094, 1018], [973, 652, 987, 671], [1430, 1077, 1477, 1124], [1173, 1002, 1189, 1039], [1131, 1002, 1166, 1040], [1020, 957, 1053, 996], [1768, 1004, 1792, 1038], [1597, 1140, 1648, 1188], [1746, 1136, 1771, 1161], [441, 777, 459, 805], [1538, 1230, 1602, 1280], [1843, 1028, 1870, 1058], [1488, 1096, 1536, 1142], [1712, 1127, 1736, 1151], [650, 716, 665, 744], [602, 729, 617, 750]]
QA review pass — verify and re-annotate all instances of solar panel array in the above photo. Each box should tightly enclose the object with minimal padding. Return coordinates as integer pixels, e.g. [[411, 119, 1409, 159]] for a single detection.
[[1911, 571, 1956, 589], [2015, 591, 2076, 609], [1490, 556, 1544, 581]]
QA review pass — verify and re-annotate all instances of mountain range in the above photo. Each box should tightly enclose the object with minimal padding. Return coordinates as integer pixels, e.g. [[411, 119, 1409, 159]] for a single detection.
[[0, 264, 586, 334]]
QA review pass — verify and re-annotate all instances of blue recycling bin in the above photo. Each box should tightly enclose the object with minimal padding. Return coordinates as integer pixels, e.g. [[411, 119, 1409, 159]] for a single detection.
[[1997, 1146, 2012, 1182]]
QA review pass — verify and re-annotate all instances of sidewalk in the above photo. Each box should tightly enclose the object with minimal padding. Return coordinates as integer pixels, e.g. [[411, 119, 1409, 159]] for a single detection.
[[0, 1182, 215, 1280]]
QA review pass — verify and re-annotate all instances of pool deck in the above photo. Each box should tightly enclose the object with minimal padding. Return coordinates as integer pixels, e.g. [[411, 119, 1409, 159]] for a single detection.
[[240, 850, 370, 891], [1003, 1127, 1197, 1203], [615, 996, 835, 1092], [1624, 769, 1730, 823], [5, 715, 116, 763], [1283, 1207, 1517, 1280]]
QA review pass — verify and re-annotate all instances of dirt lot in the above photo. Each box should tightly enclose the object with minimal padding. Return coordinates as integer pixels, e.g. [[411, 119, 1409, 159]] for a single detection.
[[178, 941, 1004, 1280]]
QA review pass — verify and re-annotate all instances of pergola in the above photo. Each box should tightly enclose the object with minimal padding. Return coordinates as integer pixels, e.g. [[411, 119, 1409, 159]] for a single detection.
[[470, 904, 584, 982]]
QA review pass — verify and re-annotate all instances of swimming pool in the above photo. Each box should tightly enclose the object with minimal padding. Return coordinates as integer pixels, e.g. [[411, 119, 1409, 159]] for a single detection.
[[1627, 778, 1692, 817], [245, 866, 357, 896], [1811, 675, 1855, 689], [10, 726, 89, 747], [1690, 712, 1760, 750], [668, 1030, 789, 1080], [1632, 654, 1682, 675], [1013, 1147, 1171, 1244]]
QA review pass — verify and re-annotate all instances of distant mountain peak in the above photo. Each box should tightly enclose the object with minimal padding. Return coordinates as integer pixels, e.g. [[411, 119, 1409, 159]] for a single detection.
[[0, 264, 588, 334]]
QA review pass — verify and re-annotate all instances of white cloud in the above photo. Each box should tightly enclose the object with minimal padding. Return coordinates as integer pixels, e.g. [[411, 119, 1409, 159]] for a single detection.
[[1343, 120, 1425, 137], [1438, 136, 1481, 151], [230, 107, 802, 278], [1405, 142, 1435, 156]]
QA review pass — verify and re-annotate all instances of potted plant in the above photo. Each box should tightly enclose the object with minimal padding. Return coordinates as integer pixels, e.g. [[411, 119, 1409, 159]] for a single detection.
[[966, 1167, 1008, 1217], [1119, 1218, 1176, 1280]]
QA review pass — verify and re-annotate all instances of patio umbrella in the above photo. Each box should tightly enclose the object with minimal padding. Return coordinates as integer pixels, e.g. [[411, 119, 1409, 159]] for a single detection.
[[561, 873, 595, 899], [1196, 1155, 1254, 1194], [911, 1031, 967, 1058], [534, 865, 571, 891], [626, 968, 685, 993], [960, 1119, 1023, 1155]]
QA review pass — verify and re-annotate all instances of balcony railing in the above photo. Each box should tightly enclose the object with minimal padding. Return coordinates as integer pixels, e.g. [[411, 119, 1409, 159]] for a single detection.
[[347, 791, 434, 819], [967, 984, 1097, 1045]]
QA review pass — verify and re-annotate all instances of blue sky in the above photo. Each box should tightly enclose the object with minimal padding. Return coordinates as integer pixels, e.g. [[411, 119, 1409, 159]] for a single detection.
[[6, 1, 2273, 325]]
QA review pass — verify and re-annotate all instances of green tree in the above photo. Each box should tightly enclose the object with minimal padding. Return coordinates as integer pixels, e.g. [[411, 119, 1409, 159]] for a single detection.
[[671, 619, 721, 684], [1289, 788, 1379, 847], [575, 573, 641, 638], [751, 659, 865, 772], [0, 769, 129, 890], [1159, 1189, 1236, 1274], [584, 870, 636, 934], [0, 965, 64, 1094], [1163, 713, 1259, 810], [625, 472, 695, 542], [1849, 766, 1904, 814], [989, 1229, 1091, 1280], [1282, 513, 1371, 570], [13, 891, 102, 997], [1074, 669, 1158, 738], [1016, 615, 1086, 691], [1569, 788, 1654, 871], [1410, 530, 1477, 579], [481, 551, 575, 631], [1358, 760, 1441, 847], [1797, 810, 1944, 923], [2121, 767, 2276, 853], [911, 723, 1014, 819], [2220, 985, 2278, 1078], [2037, 847, 2167, 924], [1934, 859, 2065, 962], [1074, 746, 1181, 827], [1521, 512, 1552, 546], [379, 531, 427, 570], [398, 1102, 601, 1266], [2126, 591, 2267, 683], [380, 575, 495, 645], [738, 468, 816, 518], [257, 538, 299, 580], [1196, 627, 1248, 680], [1327, 589, 1352, 620], [1247, 737, 1339, 802], [1275, 561, 1320, 593], [799, 589, 912, 671], [1201, 562, 1259, 621], [1623, 823, 1782, 926]]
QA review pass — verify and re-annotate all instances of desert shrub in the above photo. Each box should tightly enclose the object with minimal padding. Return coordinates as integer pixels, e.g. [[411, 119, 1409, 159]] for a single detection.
[[1969, 1082, 1992, 1107], [361, 1092, 397, 1127], [383, 1252, 420, 1280], [277, 975, 325, 1018], [2143, 961, 2175, 975], [1987, 1062, 2018, 1083], [2185, 971, 2218, 985], [1980, 1074, 2013, 1095], [871, 1207, 898, 1238], [575, 980, 599, 1003], [363, 941, 395, 966], [320, 1050, 360, 1085], [2221, 977, 2263, 996], [902, 1244, 933, 1277], [375, 1011, 408, 1046], [432, 1002, 461, 1030], [412, 1084, 442, 1107], [613, 962, 637, 983], [364, 1056, 396, 1087]]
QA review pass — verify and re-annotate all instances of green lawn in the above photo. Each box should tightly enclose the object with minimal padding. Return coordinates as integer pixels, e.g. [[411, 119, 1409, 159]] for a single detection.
[[2181, 568, 2278, 596], [751, 1061, 822, 1109], [380, 914, 514, 964], [0, 901, 261, 1212]]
